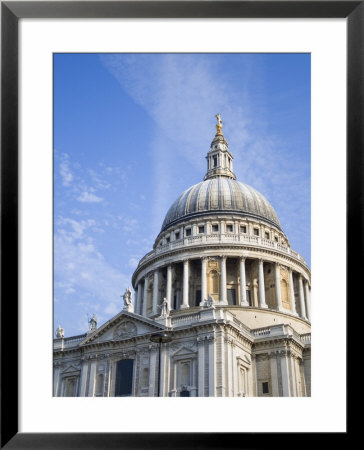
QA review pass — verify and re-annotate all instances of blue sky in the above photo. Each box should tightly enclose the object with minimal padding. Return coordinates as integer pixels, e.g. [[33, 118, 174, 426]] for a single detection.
[[54, 53, 310, 337]]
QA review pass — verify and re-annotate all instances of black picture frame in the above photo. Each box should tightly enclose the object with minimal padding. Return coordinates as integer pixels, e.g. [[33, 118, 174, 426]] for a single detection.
[[1, 1, 357, 448]]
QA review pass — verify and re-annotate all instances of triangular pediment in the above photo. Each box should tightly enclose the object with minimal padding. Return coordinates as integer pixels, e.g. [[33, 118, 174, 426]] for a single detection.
[[80, 311, 167, 345], [172, 345, 197, 358], [62, 364, 81, 374]]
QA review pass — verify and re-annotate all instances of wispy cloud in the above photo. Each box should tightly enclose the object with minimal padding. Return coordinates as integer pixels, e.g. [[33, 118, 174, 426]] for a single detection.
[[77, 191, 103, 203], [59, 153, 73, 187], [101, 54, 310, 264], [54, 216, 131, 332], [101, 54, 252, 231]]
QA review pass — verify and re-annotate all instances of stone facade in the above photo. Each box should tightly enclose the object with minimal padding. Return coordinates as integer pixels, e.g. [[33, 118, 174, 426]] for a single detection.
[[54, 115, 311, 397]]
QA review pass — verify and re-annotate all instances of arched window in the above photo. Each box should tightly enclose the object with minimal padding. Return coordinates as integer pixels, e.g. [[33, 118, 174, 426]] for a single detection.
[[281, 279, 290, 310]]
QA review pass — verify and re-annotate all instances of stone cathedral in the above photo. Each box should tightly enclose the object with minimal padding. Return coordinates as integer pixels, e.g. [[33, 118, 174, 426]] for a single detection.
[[53, 115, 311, 397]]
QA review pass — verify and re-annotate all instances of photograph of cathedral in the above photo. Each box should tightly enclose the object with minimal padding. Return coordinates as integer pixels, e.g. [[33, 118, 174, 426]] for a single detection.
[[53, 54, 311, 397]]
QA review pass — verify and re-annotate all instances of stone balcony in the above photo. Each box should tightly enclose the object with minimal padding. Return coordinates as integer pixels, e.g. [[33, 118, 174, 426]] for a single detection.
[[252, 324, 311, 346], [53, 333, 86, 351], [137, 233, 307, 269]]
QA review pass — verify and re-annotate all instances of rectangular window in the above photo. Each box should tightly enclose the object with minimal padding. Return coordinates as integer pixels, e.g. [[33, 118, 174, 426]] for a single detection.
[[254, 228, 259, 236], [198, 226, 205, 234], [175, 232, 180, 240], [115, 359, 134, 397], [265, 232, 269, 239], [226, 224, 233, 233], [212, 224, 219, 232], [166, 237, 170, 243], [64, 377, 76, 397], [240, 225, 247, 233], [262, 382, 269, 394], [185, 228, 191, 236], [227, 289, 236, 305], [213, 155, 217, 167], [274, 236, 278, 242]]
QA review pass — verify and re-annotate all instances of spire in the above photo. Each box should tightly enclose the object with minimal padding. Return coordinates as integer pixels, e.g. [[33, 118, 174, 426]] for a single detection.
[[204, 114, 236, 181]]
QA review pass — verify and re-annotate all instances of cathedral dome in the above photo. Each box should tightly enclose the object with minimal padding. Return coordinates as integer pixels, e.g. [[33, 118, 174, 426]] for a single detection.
[[161, 178, 281, 231]]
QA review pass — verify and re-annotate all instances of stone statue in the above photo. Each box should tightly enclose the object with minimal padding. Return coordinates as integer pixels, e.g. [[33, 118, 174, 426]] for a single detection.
[[202, 295, 215, 309], [55, 325, 64, 338], [122, 287, 134, 312], [215, 113, 223, 134], [89, 314, 97, 332], [158, 298, 170, 317], [123, 287, 132, 306]]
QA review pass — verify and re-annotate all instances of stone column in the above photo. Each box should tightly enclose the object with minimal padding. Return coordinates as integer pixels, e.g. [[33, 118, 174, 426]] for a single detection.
[[280, 350, 291, 397], [152, 270, 159, 315], [226, 339, 234, 396], [142, 276, 148, 317], [88, 360, 97, 397], [304, 280, 311, 322], [240, 257, 249, 306], [288, 269, 298, 316], [159, 344, 166, 397], [220, 255, 228, 304], [166, 265, 172, 309], [181, 259, 189, 309], [289, 353, 297, 397], [136, 283, 143, 315], [79, 362, 89, 397], [149, 345, 157, 397], [208, 336, 215, 396], [274, 263, 283, 312], [269, 352, 280, 397], [201, 257, 207, 303], [299, 359, 307, 397], [197, 337, 205, 397], [298, 275, 307, 320], [258, 259, 268, 308], [53, 365, 61, 396]]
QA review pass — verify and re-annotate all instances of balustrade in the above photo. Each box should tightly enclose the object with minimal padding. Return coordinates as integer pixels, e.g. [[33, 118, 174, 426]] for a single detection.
[[137, 233, 308, 269]]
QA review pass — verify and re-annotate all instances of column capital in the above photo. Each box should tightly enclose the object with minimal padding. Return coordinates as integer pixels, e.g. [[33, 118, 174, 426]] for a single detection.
[[219, 254, 227, 260], [240, 255, 246, 262]]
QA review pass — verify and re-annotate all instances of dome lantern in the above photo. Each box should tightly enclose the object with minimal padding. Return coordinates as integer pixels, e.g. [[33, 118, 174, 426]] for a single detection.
[[204, 114, 236, 181]]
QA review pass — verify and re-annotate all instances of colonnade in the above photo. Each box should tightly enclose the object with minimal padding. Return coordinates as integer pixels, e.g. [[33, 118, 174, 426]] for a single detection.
[[135, 256, 311, 321]]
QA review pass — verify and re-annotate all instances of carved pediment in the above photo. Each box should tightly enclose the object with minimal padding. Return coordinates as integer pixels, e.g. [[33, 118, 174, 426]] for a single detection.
[[80, 311, 166, 345], [113, 321, 137, 340]]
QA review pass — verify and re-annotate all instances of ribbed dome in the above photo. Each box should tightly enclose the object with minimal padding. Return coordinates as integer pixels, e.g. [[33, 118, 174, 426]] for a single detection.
[[161, 177, 281, 231]]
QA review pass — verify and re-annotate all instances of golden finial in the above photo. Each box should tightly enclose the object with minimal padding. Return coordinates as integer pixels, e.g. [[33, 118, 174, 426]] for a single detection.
[[215, 113, 223, 135]]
